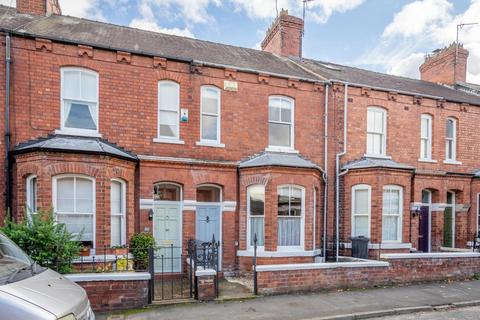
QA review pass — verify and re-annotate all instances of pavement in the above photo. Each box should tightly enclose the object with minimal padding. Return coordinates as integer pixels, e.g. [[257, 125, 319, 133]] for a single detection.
[[98, 279, 480, 320], [375, 305, 480, 320]]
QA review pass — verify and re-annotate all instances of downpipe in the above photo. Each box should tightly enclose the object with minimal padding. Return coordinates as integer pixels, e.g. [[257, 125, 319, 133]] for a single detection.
[[4, 33, 11, 220], [322, 84, 329, 262], [335, 83, 349, 262]]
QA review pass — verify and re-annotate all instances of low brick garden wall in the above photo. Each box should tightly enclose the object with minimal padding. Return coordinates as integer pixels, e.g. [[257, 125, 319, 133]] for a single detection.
[[65, 272, 150, 312], [256, 253, 480, 295]]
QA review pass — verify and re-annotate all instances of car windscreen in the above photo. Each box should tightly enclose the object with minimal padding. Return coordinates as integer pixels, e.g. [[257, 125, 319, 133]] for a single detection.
[[0, 233, 35, 285]]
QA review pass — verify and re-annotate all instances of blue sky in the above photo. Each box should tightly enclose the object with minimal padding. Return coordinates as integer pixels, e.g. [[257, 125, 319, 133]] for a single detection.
[[4, 0, 480, 82]]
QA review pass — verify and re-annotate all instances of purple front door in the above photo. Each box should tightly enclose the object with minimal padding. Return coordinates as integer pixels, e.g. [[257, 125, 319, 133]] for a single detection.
[[418, 206, 429, 252]]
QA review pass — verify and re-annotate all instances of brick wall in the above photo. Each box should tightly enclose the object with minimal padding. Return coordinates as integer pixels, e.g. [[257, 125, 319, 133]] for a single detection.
[[75, 279, 149, 311], [420, 44, 468, 85], [257, 254, 480, 295], [261, 10, 304, 58]]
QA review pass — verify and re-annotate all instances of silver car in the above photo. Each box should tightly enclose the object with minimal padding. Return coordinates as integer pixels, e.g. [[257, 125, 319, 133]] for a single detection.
[[0, 232, 94, 320]]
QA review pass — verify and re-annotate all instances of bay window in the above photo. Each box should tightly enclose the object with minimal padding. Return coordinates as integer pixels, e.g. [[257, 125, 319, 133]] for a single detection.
[[248, 185, 265, 248], [60, 68, 99, 135], [382, 185, 403, 242], [277, 185, 304, 248], [111, 180, 126, 247], [366, 107, 386, 156], [420, 114, 432, 160], [351, 184, 371, 237], [54, 175, 95, 245], [268, 96, 294, 150], [158, 81, 180, 140]]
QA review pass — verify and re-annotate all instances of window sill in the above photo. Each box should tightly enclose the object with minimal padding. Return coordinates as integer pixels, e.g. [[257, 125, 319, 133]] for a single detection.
[[418, 158, 437, 163], [265, 147, 299, 154], [443, 160, 462, 165], [153, 138, 185, 145], [55, 129, 102, 138], [237, 249, 321, 257], [196, 141, 225, 148], [363, 154, 392, 159]]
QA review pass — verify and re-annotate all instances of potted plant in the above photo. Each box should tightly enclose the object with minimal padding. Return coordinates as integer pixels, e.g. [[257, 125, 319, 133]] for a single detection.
[[129, 233, 155, 271], [80, 245, 91, 257], [112, 245, 128, 256]]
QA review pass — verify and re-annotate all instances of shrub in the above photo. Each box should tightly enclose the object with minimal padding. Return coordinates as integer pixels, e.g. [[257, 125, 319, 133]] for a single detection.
[[129, 232, 155, 269], [1, 209, 81, 274]]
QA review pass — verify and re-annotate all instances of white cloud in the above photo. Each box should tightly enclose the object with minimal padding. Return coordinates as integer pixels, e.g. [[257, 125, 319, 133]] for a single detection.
[[230, 0, 364, 23], [59, 0, 105, 20], [129, 17, 194, 37], [357, 0, 480, 84]]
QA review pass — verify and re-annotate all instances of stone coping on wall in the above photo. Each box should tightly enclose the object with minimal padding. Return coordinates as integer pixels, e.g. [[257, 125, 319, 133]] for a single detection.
[[381, 252, 480, 259], [65, 272, 151, 282], [237, 249, 322, 257], [256, 259, 389, 272]]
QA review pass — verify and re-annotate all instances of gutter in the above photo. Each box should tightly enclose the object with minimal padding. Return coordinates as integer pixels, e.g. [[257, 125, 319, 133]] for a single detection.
[[4, 33, 11, 220], [335, 83, 349, 262]]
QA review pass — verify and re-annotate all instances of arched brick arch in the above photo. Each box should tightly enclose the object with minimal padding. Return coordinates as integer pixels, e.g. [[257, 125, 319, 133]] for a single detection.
[[46, 162, 100, 178], [241, 174, 271, 187]]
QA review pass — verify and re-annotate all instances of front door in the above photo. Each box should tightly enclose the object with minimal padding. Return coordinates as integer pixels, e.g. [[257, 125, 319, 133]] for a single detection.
[[153, 203, 182, 272], [418, 206, 430, 252], [196, 205, 221, 268]]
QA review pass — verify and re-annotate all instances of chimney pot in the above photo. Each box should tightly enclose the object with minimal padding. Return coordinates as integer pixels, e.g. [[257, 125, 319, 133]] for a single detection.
[[419, 43, 468, 85]]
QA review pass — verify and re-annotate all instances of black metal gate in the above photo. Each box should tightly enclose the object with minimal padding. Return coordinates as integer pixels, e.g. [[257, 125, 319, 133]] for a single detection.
[[148, 237, 220, 302]]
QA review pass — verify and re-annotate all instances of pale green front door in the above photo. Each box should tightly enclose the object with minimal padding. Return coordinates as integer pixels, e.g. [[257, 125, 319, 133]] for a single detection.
[[153, 203, 181, 272]]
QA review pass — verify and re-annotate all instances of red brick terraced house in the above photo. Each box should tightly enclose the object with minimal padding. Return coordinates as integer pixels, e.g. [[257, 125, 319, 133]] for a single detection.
[[1, 0, 480, 275]]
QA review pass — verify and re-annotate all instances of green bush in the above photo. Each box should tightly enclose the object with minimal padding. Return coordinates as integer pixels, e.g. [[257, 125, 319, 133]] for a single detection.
[[1, 209, 81, 274], [129, 232, 155, 269]]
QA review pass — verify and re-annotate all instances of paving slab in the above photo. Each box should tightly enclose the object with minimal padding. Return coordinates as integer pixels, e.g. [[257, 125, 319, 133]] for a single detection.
[[97, 279, 480, 320]]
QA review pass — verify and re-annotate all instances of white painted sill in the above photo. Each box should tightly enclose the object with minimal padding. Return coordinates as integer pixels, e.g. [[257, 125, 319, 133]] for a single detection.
[[255, 260, 389, 272], [363, 154, 392, 159], [196, 141, 225, 148], [55, 129, 102, 138], [418, 158, 437, 163], [153, 138, 185, 145], [237, 249, 321, 258], [265, 147, 299, 154], [443, 159, 462, 165], [65, 272, 150, 282]]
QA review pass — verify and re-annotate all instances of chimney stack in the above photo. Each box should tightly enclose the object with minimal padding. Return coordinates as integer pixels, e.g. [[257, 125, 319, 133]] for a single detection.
[[419, 43, 469, 86], [261, 9, 304, 58], [17, 0, 61, 16]]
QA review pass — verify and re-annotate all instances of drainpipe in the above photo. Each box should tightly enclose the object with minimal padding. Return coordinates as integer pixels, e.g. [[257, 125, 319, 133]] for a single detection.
[[335, 83, 349, 262], [322, 84, 329, 261], [4, 33, 11, 220]]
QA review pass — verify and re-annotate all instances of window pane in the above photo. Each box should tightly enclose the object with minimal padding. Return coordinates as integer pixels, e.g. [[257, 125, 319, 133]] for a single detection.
[[249, 186, 265, 216], [290, 188, 302, 217], [201, 115, 218, 141], [111, 215, 122, 247], [382, 216, 398, 241], [354, 216, 368, 237], [64, 102, 97, 130], [81, 72, 97, 101], [354, 189, 368, 215], [367, 110, 375, 131], [154, 184, 181, 201], [278, 217, 301, 246], [197, 186, 220, 202], [57, 178, 74, 212], [269, 122, 291, 147], [159, 83, 178, 111], [159, 124, 177, 137], [63, 70, 80, 100], [250, 216, 264, 246], [446, 140, 453, 159], [58, 213, 93, 241], [421, 139, 427, 158], [76, 178, 93, 213], [111, 181, 122, 214], [277, 187, 290, 216], [269, 105, 281, 122], [159, 110, 178, 125], [421, 118, 429, 138], [422, 190, 430, 204], [446, 119, 454, 138], [27, 177, 37, 213], [202, 88, 218, 114]]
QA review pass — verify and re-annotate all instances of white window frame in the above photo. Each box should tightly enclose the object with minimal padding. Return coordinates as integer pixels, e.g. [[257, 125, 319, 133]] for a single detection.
[[57, 67, 100, 137], [277, 185, 305, 251], [155, 80, 183, 143], [445, 118, 457, 162], [111, 179, 127, 247], [26, 175, 37, 219], [366, 107, 387, 157], [52, 174, 96, 248], [419, 114, 432, 161], [247, 185, 265, 250], [198, 85, 222, 146], [351, 184, 371, 238], [267, 96, 295, 152], [382, 185, 403, 243]]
